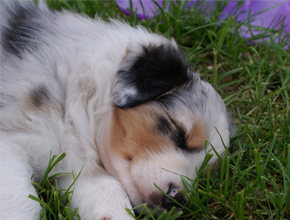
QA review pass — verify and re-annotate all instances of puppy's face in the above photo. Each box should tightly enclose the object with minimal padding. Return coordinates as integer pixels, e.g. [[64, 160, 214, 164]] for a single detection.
[[110, 102, 208, 210], [102, 42, 231, 211]]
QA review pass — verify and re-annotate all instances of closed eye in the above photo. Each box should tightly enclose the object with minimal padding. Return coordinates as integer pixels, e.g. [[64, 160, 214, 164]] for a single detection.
[[173, 126, 187, 150], [156, 115, 189, 151], [168, 117, 205, 152]]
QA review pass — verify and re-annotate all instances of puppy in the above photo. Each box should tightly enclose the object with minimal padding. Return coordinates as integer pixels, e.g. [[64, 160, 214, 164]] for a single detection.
[[0, 1, 233, 219]]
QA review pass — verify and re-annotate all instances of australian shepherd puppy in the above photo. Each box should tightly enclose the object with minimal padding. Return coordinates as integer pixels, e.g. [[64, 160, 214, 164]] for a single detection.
[[0, 1, 233, 220]]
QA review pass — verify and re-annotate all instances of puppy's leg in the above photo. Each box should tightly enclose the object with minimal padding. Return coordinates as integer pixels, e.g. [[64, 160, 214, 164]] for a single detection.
[[61, 172, 134, 220], [0, 142, 42, 220]]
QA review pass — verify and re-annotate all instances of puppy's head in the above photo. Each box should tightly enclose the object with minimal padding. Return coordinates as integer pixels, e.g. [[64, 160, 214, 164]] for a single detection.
[[103, 41, 232, 212]]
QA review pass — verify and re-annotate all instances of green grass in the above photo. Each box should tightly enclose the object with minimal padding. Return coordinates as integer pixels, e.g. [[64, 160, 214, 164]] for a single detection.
[[32, 0, 290, 219], [29, 153, 82, 220]]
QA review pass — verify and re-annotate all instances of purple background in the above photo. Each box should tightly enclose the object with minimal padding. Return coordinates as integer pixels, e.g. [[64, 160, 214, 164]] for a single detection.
[[117, 0, 290, 49]]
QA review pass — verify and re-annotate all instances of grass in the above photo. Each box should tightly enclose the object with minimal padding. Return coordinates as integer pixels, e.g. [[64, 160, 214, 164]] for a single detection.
[[29, 153, 82, 220], [32, 0, 290, 219]]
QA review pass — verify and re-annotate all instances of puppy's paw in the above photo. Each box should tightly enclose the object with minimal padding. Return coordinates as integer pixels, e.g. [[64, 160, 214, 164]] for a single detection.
[[72, 176, 135, 220]]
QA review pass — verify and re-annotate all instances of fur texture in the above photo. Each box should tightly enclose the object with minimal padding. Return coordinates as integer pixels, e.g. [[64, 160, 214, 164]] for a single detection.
[[0, 1, 233, 219]]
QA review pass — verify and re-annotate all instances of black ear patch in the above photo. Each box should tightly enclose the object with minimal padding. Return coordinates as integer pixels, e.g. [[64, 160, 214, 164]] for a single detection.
[[112, 44, 189, 108], [1, 2, 42, 58]]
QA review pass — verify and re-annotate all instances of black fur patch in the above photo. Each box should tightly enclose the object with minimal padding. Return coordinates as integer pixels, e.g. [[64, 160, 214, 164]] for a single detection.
[[30, 84, 50, 108], [156, 116, 172, 136], [172, 126, 188, 151], [115, 44, 189, 108], [1, 3, 42, 58]]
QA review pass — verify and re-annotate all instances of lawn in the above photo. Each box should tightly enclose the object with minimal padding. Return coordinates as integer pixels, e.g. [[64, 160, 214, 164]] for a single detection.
[[33, 0, 290, 219]]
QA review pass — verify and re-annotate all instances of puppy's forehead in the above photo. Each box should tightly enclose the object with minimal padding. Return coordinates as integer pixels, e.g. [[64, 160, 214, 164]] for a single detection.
[[156, 93, 197, 125], [115, 93, 200, 133], [129, 99, 196, 128], [115, 98, 205, 137]]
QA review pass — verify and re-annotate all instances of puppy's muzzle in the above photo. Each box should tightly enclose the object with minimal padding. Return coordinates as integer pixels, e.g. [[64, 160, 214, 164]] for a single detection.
[[161, 184, 186, 210]]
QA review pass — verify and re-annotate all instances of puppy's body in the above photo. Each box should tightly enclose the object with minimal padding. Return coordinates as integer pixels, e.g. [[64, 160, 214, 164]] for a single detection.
[[0, 2, 232, 219]]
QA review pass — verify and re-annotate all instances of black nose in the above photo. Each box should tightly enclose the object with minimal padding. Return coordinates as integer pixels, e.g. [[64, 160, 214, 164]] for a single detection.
[[161, 184, 186, 210]]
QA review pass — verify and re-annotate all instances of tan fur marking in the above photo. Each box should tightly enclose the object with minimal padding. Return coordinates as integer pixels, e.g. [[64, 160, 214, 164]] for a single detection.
[[187, 116, 208, 149], [111, 104, 170, 162]]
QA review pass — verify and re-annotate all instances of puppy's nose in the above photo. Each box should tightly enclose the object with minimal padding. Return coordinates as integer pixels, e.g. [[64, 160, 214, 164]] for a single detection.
[[161, 184, 186, 210]]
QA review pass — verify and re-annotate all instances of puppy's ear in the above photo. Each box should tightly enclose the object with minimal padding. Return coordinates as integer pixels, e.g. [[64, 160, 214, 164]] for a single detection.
[[112, 44, 189, 108]]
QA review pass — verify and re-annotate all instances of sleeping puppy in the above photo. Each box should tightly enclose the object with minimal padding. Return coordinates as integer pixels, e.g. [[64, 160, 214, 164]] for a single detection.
[[0, 1, 233, 219]]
